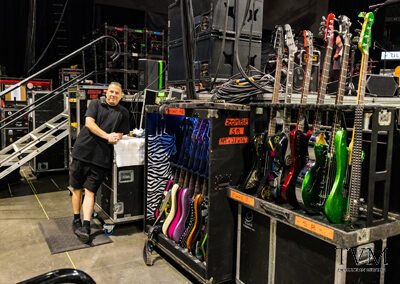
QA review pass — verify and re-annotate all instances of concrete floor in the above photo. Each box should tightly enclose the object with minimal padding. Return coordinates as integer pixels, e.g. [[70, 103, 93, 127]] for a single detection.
[[0, 172, 192, 283]]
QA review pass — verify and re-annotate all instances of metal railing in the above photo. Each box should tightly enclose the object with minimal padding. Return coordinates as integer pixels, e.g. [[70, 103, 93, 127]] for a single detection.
[[0, 35, 120, 130], [0, 35, 120, 98]]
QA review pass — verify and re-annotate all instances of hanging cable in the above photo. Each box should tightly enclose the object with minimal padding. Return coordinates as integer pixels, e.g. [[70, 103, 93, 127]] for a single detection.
[[27, 0, 70, 74], [210, 0, 230, 90]]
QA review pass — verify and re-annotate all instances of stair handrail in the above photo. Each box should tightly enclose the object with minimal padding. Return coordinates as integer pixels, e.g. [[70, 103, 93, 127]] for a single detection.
[[0, 35, 120, 98], [0, 71, 94, 130]]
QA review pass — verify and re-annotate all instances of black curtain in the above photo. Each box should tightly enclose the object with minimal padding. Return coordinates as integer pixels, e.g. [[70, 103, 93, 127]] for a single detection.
[[0, 0, 29, 77]]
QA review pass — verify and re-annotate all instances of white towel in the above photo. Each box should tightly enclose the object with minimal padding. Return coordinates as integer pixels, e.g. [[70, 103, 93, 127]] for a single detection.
[[114, 136, 145, 167]]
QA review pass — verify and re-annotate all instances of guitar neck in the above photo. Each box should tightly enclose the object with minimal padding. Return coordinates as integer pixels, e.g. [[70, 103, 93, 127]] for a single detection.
[[348, 105, 364, 221], [347, 53, 369, 221], [268, 56, 283, 136], [283, 54, 295, 133], [298, 46, 313, 131], [314, 38, 334, 133], [336, 37, 351, 105]]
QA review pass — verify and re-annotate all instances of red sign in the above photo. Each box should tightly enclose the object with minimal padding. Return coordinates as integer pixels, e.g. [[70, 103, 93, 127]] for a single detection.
[[229, 127, 245, 135], [219, 136, 249, 145], [225, 118, 249, 127], [165, 108, 185, 116]]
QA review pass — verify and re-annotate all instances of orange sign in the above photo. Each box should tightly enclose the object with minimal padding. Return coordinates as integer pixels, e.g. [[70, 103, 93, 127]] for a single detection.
[[165, 108, 185, 116], [219, 136, 249, 145], [230, 191, 255, 207], [225, 118, 249, 126], [294, 216, 334, 240], [229, 127, 245, 135]]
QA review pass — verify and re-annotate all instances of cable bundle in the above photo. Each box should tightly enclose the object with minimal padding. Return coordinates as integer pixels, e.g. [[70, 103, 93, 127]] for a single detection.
[[211, 68, 278, 104]]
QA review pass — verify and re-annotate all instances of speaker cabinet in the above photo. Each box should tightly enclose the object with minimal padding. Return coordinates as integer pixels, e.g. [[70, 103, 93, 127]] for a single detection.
[[366, 74, 399, 97]]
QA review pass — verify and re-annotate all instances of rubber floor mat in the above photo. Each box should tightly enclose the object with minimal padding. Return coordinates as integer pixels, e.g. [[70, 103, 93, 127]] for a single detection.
[[39, 217, 112, 254]]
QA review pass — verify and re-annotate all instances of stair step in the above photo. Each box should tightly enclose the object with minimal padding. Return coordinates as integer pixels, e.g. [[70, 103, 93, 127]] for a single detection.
[[46, 123, 56, 129], [0, 154, 20, 166]]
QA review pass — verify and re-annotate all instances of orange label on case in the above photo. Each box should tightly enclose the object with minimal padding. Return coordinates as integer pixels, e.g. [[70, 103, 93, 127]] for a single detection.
[[219, 136, 249, 145], [229, 127, 245, 135], [230, 191, 255, 207], [225, 118, 249, 126], [165, 108, 185, 116], [294, 216, 334, 240]]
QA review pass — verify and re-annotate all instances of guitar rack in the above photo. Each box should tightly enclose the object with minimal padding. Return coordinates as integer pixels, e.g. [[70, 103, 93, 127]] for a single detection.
[[144, 101, 250, 283], [228, 102, 400, 283]]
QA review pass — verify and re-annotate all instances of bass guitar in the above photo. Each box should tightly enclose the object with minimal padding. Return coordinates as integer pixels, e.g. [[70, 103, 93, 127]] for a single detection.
[[321, 15, 355, 223], [344, 12, 374, 223], [257, 26, 286, 201], [296, 13, 335, 211], [281, 30, 314, 207]]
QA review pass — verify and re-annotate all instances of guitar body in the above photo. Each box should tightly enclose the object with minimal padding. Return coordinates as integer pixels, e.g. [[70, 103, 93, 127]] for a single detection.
[[168, 187, 184, 239], [281, 129, 312, 207], [243, 134, 265, 192], [186, 193, 203, 251], [297, 136, 329, 212], [324, 128, 348, 223], [162, 184, 179, 235], [257, 132, 288, 200], [172, 187, 191, 242]]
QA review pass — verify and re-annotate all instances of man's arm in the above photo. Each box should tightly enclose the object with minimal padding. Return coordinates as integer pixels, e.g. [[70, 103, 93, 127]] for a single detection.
[[85, 117, 122, 144]]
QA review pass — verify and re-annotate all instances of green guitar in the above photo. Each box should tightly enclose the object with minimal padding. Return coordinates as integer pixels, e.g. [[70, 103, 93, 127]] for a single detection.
[[325, 12, 374, 224], [318, 15, 353, 222]]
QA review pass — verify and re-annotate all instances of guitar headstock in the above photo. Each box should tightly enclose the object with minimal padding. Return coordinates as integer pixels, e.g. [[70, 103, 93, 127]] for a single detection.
[[274, 25, 285, 58], [358, 12, 374, 56], [284, 24, 297, 56], [323, 13, 335, 43], [303, 30, 313, 49], [338, 15, 352, 44]]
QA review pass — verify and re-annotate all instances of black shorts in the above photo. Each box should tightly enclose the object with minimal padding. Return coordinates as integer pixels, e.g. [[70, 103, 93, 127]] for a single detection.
[[69, 159, 108, 194]]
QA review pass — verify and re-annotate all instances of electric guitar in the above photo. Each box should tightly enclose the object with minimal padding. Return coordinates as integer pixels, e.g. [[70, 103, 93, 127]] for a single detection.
[[296, 13, 335, 211], [323, 15, 361, 224], [281, 30, 314, 207], [344, 12, 374, 223], [167, 119, 209, 238], [257, 26, 286, 201], [162, 119, 202, 235], [170, 121, 209, 241]]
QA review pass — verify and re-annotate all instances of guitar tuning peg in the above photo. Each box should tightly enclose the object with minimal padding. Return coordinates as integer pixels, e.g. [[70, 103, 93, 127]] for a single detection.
[[357, 20, 363, 26], [354, 28, 361, 33], [321, 16, 326, 21], [352, 36, 360, 43]]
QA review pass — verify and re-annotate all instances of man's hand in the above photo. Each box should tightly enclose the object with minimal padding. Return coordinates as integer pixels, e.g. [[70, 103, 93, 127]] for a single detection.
[[107, 132, 123, 144]]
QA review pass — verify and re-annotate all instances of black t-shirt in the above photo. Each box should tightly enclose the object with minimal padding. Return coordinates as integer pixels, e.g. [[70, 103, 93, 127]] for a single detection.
[[72, 98, 130, 169]]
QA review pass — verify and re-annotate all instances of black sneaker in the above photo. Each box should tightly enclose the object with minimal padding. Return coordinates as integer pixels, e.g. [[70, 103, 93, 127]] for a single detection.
[[72, 219, 81, 233], [75, 226, 91, 243]]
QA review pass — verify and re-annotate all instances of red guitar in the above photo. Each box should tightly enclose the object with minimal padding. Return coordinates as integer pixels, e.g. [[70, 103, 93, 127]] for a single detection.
[[281, 30, 314, 207]]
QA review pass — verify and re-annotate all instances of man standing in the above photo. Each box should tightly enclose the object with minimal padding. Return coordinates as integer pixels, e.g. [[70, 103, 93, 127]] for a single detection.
[[331, 34, 344, 83], [70, 82, 130, 243]]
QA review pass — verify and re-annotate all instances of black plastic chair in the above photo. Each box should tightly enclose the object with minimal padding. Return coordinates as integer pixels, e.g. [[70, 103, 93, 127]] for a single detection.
[[18, 268, 96, 284]]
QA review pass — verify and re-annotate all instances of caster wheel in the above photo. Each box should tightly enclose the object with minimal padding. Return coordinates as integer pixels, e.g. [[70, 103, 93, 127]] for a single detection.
[[103, 224, 115, 235], [143, 239, 153, 266]]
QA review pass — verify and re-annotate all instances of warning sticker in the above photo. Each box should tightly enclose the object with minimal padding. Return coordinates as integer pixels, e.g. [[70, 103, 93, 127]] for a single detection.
[[229, 127, 245, 135], [230, 191, 255, 207], [294, 216, 334, 240], [225, 118, 249, 126], [219, 136, 249, 145], [165, 108, 185, 116]]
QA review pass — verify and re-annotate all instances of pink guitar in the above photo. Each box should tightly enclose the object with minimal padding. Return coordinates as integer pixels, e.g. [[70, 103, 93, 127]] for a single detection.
[[168, 188, 183, 239]]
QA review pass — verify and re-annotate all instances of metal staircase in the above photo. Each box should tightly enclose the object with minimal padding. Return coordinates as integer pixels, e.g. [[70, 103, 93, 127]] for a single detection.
[[0, 112, 69, 180]]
